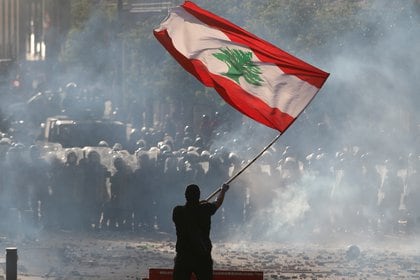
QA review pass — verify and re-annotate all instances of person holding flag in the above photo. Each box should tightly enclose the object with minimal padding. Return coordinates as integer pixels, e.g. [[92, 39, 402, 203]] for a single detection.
[[154, 1, 329, 279], [154, 0, 329, 198], [172, 183, 229, 280]]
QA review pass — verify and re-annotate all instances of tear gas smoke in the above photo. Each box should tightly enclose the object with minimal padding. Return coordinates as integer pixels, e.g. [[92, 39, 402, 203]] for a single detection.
[[0, 0, 419, 248]]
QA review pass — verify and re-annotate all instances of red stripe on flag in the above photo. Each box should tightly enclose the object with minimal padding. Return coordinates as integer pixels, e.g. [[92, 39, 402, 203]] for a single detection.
[[209, 71, 295, 131], [182, 1, 329, 89]]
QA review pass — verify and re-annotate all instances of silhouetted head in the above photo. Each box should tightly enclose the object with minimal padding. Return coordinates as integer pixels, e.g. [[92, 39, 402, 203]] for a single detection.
[[66, 151, 78, 165], [185, 184, 200, 204], [87, 150, 101, 163], [113, 156, 125, 171]]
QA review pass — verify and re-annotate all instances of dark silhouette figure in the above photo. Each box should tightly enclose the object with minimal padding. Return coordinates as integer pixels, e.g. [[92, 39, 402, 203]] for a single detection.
[[27, 145, 50, 227], [106, 156, 133, 230], [56, 151, 83, 230], [172, 183, 229, 280], [80, 150, 110, 229]]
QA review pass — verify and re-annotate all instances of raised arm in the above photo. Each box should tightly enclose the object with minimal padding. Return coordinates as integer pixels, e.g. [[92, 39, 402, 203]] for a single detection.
[[214, 183, 229, 209]]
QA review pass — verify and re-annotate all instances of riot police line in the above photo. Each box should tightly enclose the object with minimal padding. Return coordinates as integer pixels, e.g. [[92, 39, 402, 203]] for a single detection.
[[0, 127, 420, 238]]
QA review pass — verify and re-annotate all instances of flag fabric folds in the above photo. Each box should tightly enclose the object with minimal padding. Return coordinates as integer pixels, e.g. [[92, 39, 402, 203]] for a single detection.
[[153, 1, 329, 132]]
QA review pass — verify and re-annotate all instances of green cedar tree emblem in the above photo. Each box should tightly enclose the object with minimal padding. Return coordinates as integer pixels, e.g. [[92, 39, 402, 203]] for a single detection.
[[213, 47, 263, 86]]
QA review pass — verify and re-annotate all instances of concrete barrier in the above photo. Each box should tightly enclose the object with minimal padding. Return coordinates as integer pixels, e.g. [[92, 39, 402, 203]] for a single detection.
[[145, 268, 263, 280]]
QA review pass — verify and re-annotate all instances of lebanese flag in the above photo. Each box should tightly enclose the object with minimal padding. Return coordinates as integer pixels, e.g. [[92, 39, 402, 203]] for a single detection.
[[154, 1, 329, 132]]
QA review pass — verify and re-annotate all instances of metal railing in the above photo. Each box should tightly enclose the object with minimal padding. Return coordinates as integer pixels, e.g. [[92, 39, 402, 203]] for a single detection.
[[129, 1, 174, 13]]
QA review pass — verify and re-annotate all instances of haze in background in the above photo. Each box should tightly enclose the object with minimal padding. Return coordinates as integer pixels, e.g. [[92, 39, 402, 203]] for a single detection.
[[0, 1, 419, 244]]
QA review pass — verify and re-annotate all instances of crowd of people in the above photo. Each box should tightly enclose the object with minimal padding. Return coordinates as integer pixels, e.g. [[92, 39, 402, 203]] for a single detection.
[[0, 121, 233, 234], [0, 119, 419, 238]]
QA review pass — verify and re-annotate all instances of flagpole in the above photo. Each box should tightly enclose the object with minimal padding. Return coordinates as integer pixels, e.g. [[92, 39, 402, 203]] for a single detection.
[[205, 132, 282, 201]]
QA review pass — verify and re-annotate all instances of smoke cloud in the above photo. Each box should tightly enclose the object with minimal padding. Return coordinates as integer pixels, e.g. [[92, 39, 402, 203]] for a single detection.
[[0, 1, 419, 249]]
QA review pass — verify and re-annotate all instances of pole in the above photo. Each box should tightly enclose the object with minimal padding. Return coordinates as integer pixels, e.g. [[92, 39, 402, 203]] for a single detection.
[[6, 247, 18, 280], [205, 132, 282, 201], [116, 0, 124, 118]]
